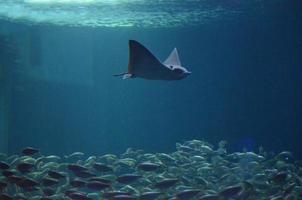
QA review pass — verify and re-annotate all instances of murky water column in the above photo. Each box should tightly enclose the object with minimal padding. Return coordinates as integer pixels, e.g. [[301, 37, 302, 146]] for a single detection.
[[0, 47, 10, 154], [0, 28, 23, 154], [0, 83, 9, 153]]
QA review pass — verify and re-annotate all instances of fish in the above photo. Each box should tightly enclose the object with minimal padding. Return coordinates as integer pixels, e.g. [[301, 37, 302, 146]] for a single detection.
[[111, 194, 138, 200], [198, 194, 220, 200], [22, 147, 39, 156], [0, 140, 301, 199], [43, 155, 61, 162], [270, 195, 284, 200], [137, 162, 161, 172], [41, 197, 53, 200], [40, 161, 59, 170], [66, 152, 85, 158], [73, 170, 96, 178], [16, 162, 35, 173], [67, 164, 88, 172], [89, 177, 112, 184], [116, 174, 142, 184], [64, 189, 79, 196], [157, 153, 176, 163], [86, 181, 111, 190], [139, 191, 162, 200], [114, 40, 191, 80], [87, 193, 99, 200], [92, 162, 113, 172], [175, 189, 201, 199], [14, 194, 28, 200], [43, 187, 56, 196], [5, 175, 22, 184], [16, 177, 39, 188], [103, 191, 131, 199], [0, 161, 10, 170], [283, 182, 296, 196], [47, 170, 66, 179], [275, 151, 293, 161], [154, 178, 178, 189], [66, 191, 92, 200], [41, 177, 59, 187], [123, 185, 139, 194], [218, 185, 243, 198], [116, 158, 137, 167], [270, 171, 288, 183], [70, 179, 86, 188]]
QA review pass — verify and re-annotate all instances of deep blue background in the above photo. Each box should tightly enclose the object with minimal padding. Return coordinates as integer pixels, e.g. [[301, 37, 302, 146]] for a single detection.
[[2, 1, 302, 157]]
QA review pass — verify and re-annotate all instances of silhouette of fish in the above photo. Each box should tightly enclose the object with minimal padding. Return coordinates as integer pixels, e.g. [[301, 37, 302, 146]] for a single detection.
[[22, 147, 39, 156], [114, 40, 191, 80], [0, 140, 300, 199]]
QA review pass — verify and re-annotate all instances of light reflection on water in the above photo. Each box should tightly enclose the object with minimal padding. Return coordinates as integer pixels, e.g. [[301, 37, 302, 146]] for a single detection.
[[0, 0, 267, 27]]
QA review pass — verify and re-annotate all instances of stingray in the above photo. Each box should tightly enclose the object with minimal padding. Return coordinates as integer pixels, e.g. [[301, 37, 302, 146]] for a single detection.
[[114, 40, 191, 80]]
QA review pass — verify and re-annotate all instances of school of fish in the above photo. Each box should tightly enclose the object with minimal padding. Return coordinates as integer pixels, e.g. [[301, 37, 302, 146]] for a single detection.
[[0, 140, 301, 200]]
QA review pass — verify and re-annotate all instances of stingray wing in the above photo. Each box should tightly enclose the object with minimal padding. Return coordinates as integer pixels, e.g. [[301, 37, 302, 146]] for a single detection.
[[128, 40, 168, 76], [164, 48, 181, 66]]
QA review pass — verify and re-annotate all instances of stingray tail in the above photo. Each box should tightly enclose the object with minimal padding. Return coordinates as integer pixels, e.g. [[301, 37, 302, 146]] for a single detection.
[[113, 73, 133, 79], [113, 72, 127, 77]]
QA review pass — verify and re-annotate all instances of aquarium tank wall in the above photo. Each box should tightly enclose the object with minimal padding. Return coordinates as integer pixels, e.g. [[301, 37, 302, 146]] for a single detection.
[[0, 0, 302, 199]]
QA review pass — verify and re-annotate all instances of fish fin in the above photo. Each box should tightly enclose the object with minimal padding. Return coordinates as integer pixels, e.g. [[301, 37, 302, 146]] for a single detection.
[[128, 40, 163, 73], [164, 48, 181, 66]]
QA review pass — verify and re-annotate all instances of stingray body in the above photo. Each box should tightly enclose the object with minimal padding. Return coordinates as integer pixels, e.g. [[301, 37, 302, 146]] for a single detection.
[[115, 40, 191, 80]]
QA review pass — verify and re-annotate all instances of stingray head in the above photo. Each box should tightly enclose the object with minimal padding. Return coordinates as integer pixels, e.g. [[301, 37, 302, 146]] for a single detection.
[[168, 65, 191, 80], [164, 47, 191, 80]]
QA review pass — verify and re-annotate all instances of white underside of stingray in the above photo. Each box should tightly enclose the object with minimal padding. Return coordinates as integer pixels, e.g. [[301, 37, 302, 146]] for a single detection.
[[114, 40, 191, 80]]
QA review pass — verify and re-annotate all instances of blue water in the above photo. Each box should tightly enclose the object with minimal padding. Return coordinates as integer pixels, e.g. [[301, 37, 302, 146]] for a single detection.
[[1, 0, 302, 158]]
